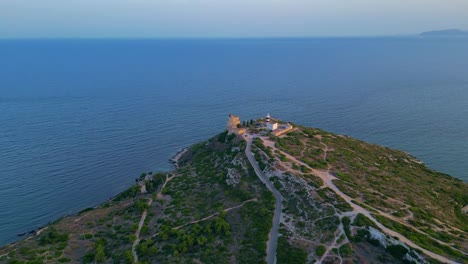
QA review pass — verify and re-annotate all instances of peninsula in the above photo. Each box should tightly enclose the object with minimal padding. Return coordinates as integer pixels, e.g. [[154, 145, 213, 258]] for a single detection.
[[1, 115, 467, 264]]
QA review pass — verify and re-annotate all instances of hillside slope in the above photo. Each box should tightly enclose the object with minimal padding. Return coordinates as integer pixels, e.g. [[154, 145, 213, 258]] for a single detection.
[[265, 124, 467, 263]]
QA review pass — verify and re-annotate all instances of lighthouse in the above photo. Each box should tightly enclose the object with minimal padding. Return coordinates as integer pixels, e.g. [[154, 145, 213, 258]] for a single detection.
[[266, 113, 278, 131]]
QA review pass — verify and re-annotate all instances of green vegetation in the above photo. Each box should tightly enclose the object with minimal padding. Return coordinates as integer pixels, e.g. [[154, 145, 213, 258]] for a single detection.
[[134, 198, 149, 213], [375, 215, 467, 262], [324, 133, 468, 232], [113, 185, 140, 201], [270, 124, 468, 259], [353, 213, 378, 229], [94, 240, 106, 263], [303, 173, 323, 188], [146, 132, 274, 263], [338, 243, 353, 257], [315, 245, 326, 257], [238, 191, 275, 263], [386, 244, 408, 259], [1, 122, 466, 264], [317, 187, 353, 213], [38, 229, 69, 246], [277, 237, 308, 264]]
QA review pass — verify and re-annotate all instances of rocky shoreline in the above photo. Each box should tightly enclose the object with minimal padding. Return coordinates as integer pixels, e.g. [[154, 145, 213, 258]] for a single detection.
[[169, 147, 188, 169]]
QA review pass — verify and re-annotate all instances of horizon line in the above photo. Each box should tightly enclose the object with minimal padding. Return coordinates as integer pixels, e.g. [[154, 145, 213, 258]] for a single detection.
[[0, 34, 422, 41]]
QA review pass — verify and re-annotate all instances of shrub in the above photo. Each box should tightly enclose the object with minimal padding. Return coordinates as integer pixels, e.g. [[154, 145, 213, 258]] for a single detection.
[[315, 245, 326, 257], [353, 213, 377, 228], [38, 229, 69, 246], [113, 185, 140, 201], [386, 244, 408, 259], [339, 243, 353, 257], [277, 236, 308, 264], [122, 250, 134, 264], [82, 253, 95, 263]]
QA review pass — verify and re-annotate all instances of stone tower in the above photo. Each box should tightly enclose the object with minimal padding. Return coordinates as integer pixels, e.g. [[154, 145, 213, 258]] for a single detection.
[[226, 114, 246, 135], [227, 114, 241, 134]]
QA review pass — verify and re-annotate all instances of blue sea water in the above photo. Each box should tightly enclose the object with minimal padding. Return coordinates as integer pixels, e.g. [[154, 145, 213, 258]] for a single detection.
[[0, 38, 467, 245]]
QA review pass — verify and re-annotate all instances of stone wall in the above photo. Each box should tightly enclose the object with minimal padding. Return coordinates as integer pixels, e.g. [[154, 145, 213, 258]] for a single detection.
[[272, 125, 294, 137]]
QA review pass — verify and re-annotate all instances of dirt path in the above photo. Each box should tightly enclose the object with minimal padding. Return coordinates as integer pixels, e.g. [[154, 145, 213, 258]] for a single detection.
[[173, 198, 257, 230], [245, 135, 283, 264], [376, 210, 465, 254], [299, 139, 308, 159], [132, 173, 175, 263], [319, 222, 345, 263], [157, 174, 175, 199], [131, 198, 152, 263], [262, 137, 459, 264], [319, 141, 333, 173]]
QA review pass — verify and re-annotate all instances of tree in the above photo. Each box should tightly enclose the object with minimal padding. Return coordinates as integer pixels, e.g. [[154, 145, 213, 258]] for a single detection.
[[145, 180, 154, 192], [315, 245, 326, 257], [135, 199, 149, 213], [214, 217, 230, 235], [123, 250, 134, 264], [95, 244, 105, 263], [204, 223, 212, 234], [38, 228, 69, 246], [141, 224, 149, 235], [196, 236, 207, 246], [148, 246, 158, 255], [82, 252, 95, 263]]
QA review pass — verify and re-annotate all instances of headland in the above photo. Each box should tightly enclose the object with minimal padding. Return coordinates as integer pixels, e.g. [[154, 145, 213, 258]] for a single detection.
[[1, 114, 467, 264]]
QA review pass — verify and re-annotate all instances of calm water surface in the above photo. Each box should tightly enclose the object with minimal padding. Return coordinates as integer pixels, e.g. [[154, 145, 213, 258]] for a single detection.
[[0, 38, 467, 245]]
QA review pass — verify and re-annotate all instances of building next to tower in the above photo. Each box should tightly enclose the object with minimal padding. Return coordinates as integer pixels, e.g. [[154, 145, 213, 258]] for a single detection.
[[266, 113, 278, 131], [265, 113, 294, 136], [226, 113, 293, 137]]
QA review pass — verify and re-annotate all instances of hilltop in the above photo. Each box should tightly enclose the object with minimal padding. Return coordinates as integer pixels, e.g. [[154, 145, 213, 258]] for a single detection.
[[1, 117, 467, 264]]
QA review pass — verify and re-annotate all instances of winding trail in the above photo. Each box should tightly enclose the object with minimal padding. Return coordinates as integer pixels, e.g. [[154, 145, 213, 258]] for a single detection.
[[261, 137, 460, 264], [319, 222, 345, 264], [157, 174, 175, 200], [245, 135, 283, 264], [131, 198, 152, 263], [173, 198, 257, 230], [132, 174, 175, 264]]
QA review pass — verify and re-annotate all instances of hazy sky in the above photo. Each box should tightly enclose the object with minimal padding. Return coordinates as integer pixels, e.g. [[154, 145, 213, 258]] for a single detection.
[[1, 0, 468, 38]]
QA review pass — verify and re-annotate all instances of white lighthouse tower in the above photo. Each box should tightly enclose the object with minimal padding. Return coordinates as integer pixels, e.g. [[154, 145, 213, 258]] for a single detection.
[[266, 113, 278, 131]]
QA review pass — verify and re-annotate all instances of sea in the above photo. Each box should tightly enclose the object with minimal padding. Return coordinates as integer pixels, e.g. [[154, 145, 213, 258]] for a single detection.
[[0, 37, 467, 245]]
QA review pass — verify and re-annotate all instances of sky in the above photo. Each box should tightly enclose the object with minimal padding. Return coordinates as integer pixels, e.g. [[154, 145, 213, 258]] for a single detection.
[[1, 0, 468, 38]]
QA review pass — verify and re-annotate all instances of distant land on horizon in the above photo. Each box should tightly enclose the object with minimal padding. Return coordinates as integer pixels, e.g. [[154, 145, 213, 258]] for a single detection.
[[420, 29, 468, 37]]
